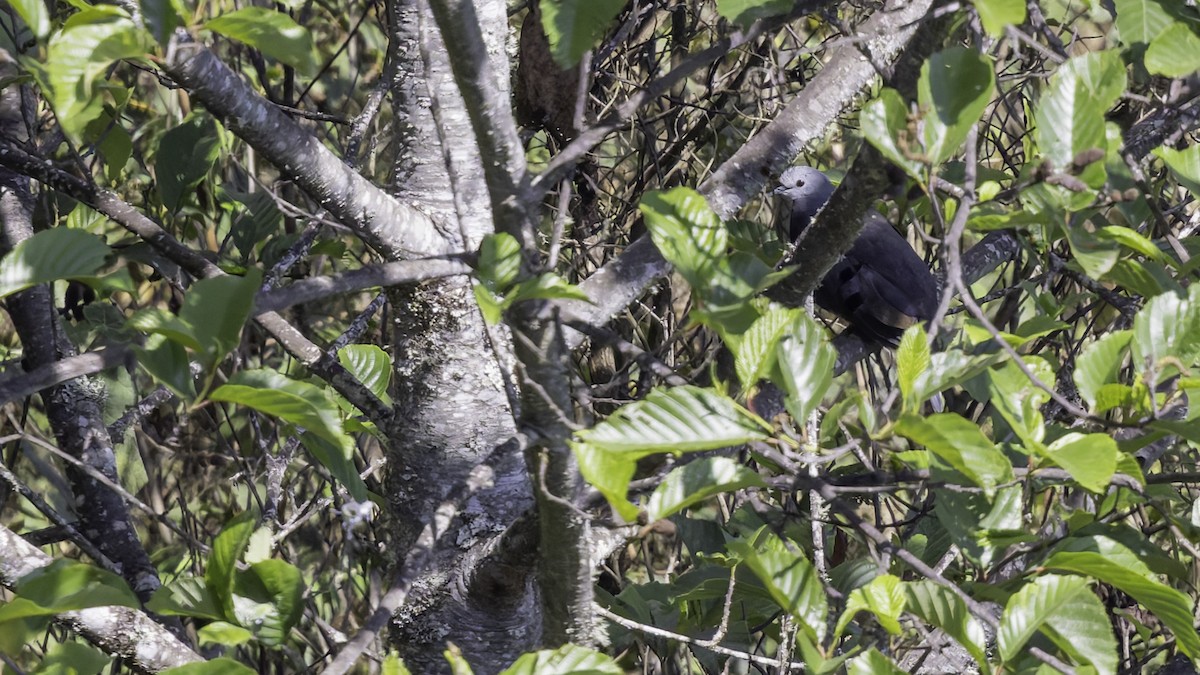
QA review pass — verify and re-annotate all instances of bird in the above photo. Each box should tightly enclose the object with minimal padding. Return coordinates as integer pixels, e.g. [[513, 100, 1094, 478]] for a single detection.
[[774, 166, 939, 347]]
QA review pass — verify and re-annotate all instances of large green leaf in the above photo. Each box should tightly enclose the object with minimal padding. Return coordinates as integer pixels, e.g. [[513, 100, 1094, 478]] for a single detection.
[[146, 578, 223, 620], [210, 369, 352, 453], [164, 659, 257, 675], [776, 313, 836, 421], [233, 559, 305, 646], [181, 270, 260, 363], [574, 385, 767, 454], [835, 574, 905, 637], [1034, 50, 1126, 185], [0, 229, 111, 299], [205, 8, 317, 75], [338, 345, 394, 407], [896, 325, 931, 411], [640, 187, 726, 290], [539, 0, 625, 67], [904, 580, 988, 665], [1146, 22, 1200, 78], [206, 512, 256, 622], [1113, 0, 1175, 48], [500, 644, 622, 675], [572, 386, 768, 520], [918, 47, 996, 163], [1045, 551, 1200, 659], [36, 7, 146, 142], [645, 457, 766, 522], [715, 0, 792, 28], [997, 574, 1116, 674], [895, 413, 1013, 492], [1133, 286, 1200, 381], [861, 88, 924, 181], [973, 0, 1026, 37], [729, 530, 827, 640], [846, 649, 906, 675], [1154, 143, 1200, 200], [9, 0, 50, 40], [156, 114, 222, 213], [1074, 330, 1133, 409], [733, 306, 803, 388], [0, 560, 139, 622], [1042, 432, 1117, 493]]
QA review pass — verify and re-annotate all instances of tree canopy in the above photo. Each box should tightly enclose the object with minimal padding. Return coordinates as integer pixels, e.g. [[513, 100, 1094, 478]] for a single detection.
[[2, 0, 1200, 672]]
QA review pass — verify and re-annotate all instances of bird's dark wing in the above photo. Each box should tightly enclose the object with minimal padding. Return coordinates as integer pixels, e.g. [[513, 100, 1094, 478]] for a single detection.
[[813, 211, 938, 346]]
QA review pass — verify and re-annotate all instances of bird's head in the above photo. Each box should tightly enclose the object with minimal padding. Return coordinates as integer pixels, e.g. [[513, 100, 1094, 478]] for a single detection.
[[773, 166, 834, 220]]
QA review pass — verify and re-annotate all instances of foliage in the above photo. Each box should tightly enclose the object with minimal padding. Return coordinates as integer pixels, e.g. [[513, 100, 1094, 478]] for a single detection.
[[2, 0, 1200, 672]]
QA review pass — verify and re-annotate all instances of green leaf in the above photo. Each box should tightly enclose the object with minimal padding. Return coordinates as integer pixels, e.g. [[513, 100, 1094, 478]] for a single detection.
[[998, 574, 1116, 674], [1142, 21, 1200, 76], [338, 345, 393, 407], [140, 0, 183, 45], [298, 432, 369, 502], [835, 574, 905, 637], [733, 307, 803, 388], [10, 0, 51, 40], [715, 0, 792, 28], [38, 641, 111, 675], [861, 88, 923, 181], [1133, 287, 1200, 382], [205, 7, 317, 75], [640, 188, 726, 290], [1034, 50, 1126, 184], [499, 644, 623, 675], [539, 0, 625, 67], [1113, 0, 1175, 48], [507, 273, 590, 304], [210, 369, 352, 453], [37, 8, 146, 143], [156, 114, 222, 213], [904, 580, 988, 665], [1074, 330, 1132, 410], [847, 649, 906, 675], [206, 512, 256, 621], [729, 530, 827, 640], [163, 659, 257, 675], [477, 232, 522, 293], [1045, 551, 1200, 659], [181, 270, 261, 363], [1096, 225, 1170, 263], [572, 386, 768, 520], [987, 356, 1054, 447], [0, 229, 111, 299], [918, 47, 996, 164], [645, 457, 767, 522], [1154, 143, 1200, 200], [233, 559, 306, 645], [198, 621, 254, 647], [146, 577, 223, 620], [973, 0, 1026, 37], [134, 333, 196, 399], [0, 560, 138, 622], [1042, 433, 1117, 493], [776, 313, 836, 421], [574, 385, 767, 454], [895, 413, 1014, 492], [897, 324, 931, 411]]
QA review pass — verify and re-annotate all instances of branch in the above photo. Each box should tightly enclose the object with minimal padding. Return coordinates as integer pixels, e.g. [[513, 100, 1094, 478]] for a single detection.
[[254, 258, 471, 313], [0, 524, 202, 673], [163, 31, 445, 260]]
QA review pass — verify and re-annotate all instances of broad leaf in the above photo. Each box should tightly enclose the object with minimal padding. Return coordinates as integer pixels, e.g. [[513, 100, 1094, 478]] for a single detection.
[[1133, 286, 1200, 382], [233, 559, 306, 645], [641, 188, 726, 290], [715, 0, 792, 28], [210, 369, 352, 452], [1154, 144, 1200, 200], [1074, 330, 1133, 408], [729, 530, 827, 640], [9, 0, 50, 40], [645, 457, 766, 522], [904, 580, 988, 665], [835, 574, 905, 637], [1113, 0, 1174, 48], [0, 560, 138, 622], [205, 8, 317, 75], [895, 413, 1013, 492], [206, 512, 256, 621], [500, 644, 622, 675], [896, 324, 931, 411], [734, 306, 803, 388], [156, 114, 222, 213], [776, 313, 836, 421], [1034, 50, 1125, 185], [998, 574, 1116, 675], [539, 0, 625, 67], [974, 0, 1026, 37], [918, 47, 996, 163], [163, 659, 257, 675], [847, 649, 906, 675], [862, 88, 923, 181], [0, 229, 111, 299], [338, 345, 394, 406], [1042, 432, 1117, 493]]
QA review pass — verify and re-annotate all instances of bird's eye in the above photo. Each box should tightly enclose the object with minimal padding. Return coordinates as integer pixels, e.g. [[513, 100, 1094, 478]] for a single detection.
[[794, 179, 805, 187]]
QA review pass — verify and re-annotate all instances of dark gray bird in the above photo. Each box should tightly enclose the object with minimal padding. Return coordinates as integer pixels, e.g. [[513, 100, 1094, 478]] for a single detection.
[[774, 166, 938, 347]]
